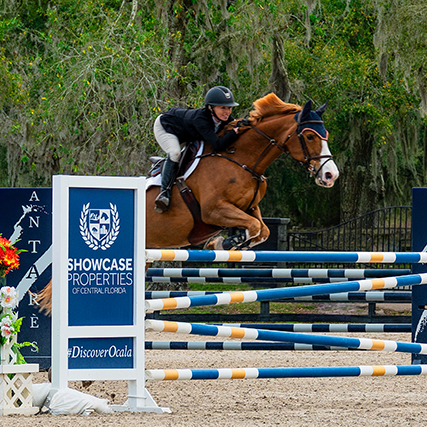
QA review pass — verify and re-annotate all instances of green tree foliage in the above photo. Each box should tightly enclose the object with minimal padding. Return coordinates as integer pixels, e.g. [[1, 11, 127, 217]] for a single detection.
[[261, 0, 424, 224], [0, 0, 425, 227], [0, 0, 175, 185]]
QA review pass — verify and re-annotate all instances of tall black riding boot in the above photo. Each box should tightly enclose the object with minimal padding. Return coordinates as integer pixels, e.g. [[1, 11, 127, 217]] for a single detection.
[[154, 156, 179, 213]]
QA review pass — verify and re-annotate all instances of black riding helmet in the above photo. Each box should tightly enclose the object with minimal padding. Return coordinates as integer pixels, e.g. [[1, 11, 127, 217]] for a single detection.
[[204, 86, 239, 107]]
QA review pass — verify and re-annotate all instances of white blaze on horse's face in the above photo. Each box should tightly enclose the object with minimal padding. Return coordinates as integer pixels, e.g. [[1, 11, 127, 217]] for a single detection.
[[314, 140, 339, 188]]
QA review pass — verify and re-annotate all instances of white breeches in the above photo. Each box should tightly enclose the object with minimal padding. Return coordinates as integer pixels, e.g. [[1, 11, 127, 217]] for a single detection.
[[153, 115, 181, 163]]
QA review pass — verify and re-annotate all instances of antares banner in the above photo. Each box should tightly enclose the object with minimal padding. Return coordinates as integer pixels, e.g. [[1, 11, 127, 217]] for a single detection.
[[0, 188, 52, 368]]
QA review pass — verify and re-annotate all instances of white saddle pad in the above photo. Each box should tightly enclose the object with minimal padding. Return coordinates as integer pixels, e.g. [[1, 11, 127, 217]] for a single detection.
[[146, 141, 204, 190]]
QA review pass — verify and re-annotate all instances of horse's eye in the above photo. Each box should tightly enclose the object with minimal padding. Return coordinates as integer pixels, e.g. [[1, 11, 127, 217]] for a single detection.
[[306, 134, 315, 141]]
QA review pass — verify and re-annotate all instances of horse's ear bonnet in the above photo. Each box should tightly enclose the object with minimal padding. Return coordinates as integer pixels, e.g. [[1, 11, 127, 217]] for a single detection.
[[294, 100, 328, 140], [315, 100, 328, 117]]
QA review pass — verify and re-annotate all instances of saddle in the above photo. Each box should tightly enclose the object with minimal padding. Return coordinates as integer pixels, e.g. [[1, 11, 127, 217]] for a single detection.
[[148, 140, 201, 180], [149, 142, 222, 246]]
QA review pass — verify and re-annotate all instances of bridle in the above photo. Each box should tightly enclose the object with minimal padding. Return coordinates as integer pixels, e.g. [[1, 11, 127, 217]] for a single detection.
[[197, 114, 334, 210], [294, 112, 335, 177]]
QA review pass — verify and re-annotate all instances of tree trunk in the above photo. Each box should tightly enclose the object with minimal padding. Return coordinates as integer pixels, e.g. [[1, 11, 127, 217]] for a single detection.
[[268, 35, 291, 102], [339, 118, 384, 221]]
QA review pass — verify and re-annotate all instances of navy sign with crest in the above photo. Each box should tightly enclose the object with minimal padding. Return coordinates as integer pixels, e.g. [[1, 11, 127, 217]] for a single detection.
[[68, 188, 134, 327]]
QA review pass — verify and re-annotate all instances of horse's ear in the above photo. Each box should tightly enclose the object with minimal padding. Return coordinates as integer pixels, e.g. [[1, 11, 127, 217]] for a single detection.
[[299, 100, 313, 123], [315, 100, 328, 117]]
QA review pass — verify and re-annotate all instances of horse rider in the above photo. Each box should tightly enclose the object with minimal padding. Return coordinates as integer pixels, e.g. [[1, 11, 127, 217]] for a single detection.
[[153, 85, 240, 213]]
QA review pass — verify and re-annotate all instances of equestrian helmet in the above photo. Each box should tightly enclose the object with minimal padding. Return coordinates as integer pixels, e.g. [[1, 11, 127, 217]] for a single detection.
[[204, 86, 239, 107]]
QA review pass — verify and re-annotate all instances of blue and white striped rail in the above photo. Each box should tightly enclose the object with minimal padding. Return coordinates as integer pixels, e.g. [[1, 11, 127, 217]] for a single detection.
[[146, 276, 357, 284], [146, 268, 411, 278], [145, 324, 410, 338], [145, 290, 411, 302], [145, 320, 427, 355], [145, 341, 352, 351], [145, 365, 427, 381], [287, 291, 411, 302], [146, 249, 427, 264], [213, 323, 411, 333], [145, 274, 425, 312]]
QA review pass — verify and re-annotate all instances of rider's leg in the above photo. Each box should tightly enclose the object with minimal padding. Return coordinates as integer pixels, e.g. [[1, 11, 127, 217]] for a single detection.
[[154, 155, 179, 213], [153, 115, 181, 213]]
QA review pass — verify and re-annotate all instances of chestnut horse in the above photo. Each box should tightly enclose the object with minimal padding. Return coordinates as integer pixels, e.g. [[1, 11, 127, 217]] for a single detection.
[[36, 93, 339, 314], [146, 93, 339, 250]]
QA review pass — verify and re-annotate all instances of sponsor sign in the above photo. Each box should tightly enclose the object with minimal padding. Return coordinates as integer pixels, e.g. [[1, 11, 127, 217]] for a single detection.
[[52, 176, 146, 389], [68, 188, 134, 326], [0, 188, 52, 368], [412, 188, 427, 364]]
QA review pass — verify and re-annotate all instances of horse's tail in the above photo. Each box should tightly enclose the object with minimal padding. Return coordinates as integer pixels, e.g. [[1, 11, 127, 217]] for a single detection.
[[37, 279, 52, 316]]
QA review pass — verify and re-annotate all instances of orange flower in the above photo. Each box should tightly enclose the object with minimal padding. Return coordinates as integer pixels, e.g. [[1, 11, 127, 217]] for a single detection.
[[0, 237, 10, 250], [4, 249, 19, 268], [0, 235, 23, 276]]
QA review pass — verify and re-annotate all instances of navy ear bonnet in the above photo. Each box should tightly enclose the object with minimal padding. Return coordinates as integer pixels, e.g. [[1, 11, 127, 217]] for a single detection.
[[294, 100, 329, 140]]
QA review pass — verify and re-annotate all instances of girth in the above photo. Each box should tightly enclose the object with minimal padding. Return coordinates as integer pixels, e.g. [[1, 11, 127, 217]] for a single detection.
[[175, 177, 222, 246]]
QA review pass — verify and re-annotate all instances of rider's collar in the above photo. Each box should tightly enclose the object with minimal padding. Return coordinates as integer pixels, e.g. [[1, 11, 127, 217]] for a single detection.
[[212, 115, 221, 132]]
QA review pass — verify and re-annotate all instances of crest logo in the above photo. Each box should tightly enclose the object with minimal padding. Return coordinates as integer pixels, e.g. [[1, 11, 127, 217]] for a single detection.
[[79, 203, 120, 250]]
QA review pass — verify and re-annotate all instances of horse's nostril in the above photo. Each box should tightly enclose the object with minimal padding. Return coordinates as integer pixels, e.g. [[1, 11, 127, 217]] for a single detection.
[[325, 172, 332, 180]]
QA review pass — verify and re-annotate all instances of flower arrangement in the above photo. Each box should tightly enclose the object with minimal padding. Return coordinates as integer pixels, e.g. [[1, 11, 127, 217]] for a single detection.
[[0, 234, 22, 277], [0, 285, 22, 343], [0, 235, 35, 364]]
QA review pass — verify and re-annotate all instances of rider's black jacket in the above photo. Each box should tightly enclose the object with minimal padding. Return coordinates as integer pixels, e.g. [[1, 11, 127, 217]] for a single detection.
[[159, 107, 238, 151]]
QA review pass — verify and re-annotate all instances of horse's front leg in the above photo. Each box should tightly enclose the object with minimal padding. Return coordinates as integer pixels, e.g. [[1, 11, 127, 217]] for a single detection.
[[220, 205, 270, 250], [202, 202, 265, 250], [245, 205, 270, 248]]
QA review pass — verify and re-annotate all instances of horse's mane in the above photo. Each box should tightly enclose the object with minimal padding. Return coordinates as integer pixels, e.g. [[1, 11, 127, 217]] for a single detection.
[[224, 93, 302, 133], [249, 93, 302, 124]]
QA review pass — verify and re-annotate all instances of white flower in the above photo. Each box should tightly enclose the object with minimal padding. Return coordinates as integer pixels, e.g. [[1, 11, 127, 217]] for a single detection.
[[0, 286, 18, 309], [1, 325, 14, 338], [0, 314, 13, 328], [0, 286, 16, 297]]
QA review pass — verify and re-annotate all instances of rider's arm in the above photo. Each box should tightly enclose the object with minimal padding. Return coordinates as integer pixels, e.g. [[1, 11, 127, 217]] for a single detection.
[[193, 115, 239, 151]]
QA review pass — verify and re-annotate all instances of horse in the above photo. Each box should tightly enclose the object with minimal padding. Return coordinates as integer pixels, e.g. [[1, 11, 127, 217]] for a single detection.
[[146, 93, 339, 250], [36, 93, 339, 315]]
